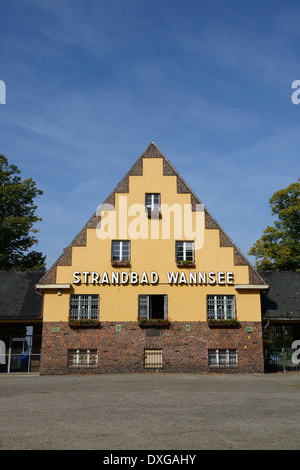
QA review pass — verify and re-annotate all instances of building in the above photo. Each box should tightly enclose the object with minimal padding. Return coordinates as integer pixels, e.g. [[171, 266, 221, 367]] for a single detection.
[[0, 271, 44, 373], [36, 142, 269, 374], [260, 271, 300, 372]]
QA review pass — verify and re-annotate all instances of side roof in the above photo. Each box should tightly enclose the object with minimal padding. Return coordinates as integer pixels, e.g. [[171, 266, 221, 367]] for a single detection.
[[0, 271, 44, 320], [38, 141, 264, 285], [260, 271, 300, 320]]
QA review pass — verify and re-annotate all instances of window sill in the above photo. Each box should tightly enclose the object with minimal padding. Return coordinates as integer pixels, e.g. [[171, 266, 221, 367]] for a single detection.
[[176, 261, 195, 268], [111, 261, 131, 267], [69, 320, 101, 329]]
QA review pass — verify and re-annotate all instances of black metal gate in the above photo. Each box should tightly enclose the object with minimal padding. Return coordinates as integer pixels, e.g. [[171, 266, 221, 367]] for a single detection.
[[264, 325, 300, 372]]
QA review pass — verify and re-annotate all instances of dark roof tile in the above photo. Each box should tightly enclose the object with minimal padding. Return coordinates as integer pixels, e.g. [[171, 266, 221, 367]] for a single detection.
[[260, 271, 300, 319], [0, 271, 44, 320]]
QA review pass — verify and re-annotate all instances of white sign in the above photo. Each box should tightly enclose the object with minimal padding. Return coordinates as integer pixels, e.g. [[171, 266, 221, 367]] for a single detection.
[[72, 270, 234, 286]]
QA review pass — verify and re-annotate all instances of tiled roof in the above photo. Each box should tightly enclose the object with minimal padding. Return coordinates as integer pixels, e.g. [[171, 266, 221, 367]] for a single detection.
[[0, 271, 44, 320], [260, 271, 300, 320]]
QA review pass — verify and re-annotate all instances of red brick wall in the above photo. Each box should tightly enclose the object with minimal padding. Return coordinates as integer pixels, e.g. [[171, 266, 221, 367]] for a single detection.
[[40, 321, 264, 375]]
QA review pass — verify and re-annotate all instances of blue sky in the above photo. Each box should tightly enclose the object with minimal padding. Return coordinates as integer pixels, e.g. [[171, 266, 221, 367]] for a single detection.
[[0, 0, 299, 269]]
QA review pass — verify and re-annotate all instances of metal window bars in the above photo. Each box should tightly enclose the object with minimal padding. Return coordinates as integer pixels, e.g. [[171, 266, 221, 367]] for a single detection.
[[208, 349, 238, 368], [144, 349, 163, 369], [69, 294, 99, 320], [207, 295, 236, 320], [67, 349, 98, 367]]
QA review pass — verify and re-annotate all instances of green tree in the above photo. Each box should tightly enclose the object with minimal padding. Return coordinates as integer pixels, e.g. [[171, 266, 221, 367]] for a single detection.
[[0, 155, 46, 270], [248, 178, 300, 271]]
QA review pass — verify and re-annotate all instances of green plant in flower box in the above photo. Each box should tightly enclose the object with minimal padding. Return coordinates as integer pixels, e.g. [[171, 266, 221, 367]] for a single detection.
[[69, 316, 100, 328]]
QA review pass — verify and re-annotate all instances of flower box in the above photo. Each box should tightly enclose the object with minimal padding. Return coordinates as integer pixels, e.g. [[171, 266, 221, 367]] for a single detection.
[[207, 319, 240, 328], [111, 259, 130, 268], [111, 260, 131, 267], [69, 318, 101, 328], [176, 261, 195, 268], [138, 319, 171, 329]]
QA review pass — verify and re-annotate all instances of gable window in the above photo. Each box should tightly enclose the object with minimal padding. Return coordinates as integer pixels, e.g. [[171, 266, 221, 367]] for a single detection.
[[67, 349, 98, 368], [112, 240, 130, 262], [69, 294, 99, 320], [138, 294, 167, 320], [208, 349, 238, 368], [207, 295, 236, 320], [145, 193, 160, 214], [176, 241, 195, 262]]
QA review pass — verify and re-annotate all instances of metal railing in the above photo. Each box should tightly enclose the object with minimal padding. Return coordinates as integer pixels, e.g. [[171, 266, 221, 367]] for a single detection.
[[264, 347, 300, 372]]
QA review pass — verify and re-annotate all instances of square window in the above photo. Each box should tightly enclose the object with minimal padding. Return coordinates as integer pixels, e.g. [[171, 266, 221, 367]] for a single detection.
[[112, 240, 130, 262], [145, 193, 160, 212], [208, 349, 237, 368], [144, 349, 163, 369], [69, 295, 99, 320], [67, 349, 98, 368], [207, 295, 236, 320], [138, 295, 167, 320], [176, 241, 195, 262]]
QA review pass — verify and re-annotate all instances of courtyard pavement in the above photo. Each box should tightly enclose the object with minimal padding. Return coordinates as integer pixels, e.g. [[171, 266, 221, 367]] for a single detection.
[[0, 372, 299, 451]]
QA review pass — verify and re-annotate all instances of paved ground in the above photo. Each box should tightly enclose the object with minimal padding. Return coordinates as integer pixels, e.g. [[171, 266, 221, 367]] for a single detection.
[[0, 372, 299, 451]]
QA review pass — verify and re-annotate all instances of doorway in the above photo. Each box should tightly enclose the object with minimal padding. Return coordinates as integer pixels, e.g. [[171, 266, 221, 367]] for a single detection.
[[0, 326, 42, 373]]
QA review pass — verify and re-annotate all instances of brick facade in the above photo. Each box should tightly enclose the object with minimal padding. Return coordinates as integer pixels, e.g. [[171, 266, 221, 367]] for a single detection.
[[40, 321, 264, 375]]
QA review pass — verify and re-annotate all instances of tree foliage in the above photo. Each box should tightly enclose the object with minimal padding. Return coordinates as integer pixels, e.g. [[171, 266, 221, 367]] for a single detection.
[[248, 178, 300, 271], [0, 155, 46, 270]]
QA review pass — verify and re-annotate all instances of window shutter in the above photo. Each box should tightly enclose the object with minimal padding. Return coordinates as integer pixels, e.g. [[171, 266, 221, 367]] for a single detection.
[[163, 295, 168, 320], [139, 295, 149, 320]]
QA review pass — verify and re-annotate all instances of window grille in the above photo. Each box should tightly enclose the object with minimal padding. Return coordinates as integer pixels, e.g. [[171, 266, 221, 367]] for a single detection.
[[176, 241, 194, 262], [67, 349, 98, 368], [208, 349, 238, 368], [112, 240, 130, 261], [144, 349, 163, 369], [207, 295, 236, 320], [69, 295, 99, 320]]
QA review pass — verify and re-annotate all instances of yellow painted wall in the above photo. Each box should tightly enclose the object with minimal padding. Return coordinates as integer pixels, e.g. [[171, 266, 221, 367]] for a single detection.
[[42, 158, 262, 323]]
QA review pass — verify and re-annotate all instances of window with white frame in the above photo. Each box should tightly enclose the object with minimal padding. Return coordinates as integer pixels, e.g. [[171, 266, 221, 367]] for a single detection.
[[208, 349, 238, 368], [176, 241, 195, 262], [69, 294, 99, 320], [112, 240, 130, 261], [207, 295, 236, 320], [67, 349, 98, 368], [145, 193, 160, 212], [139, 295, 167, 320]]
